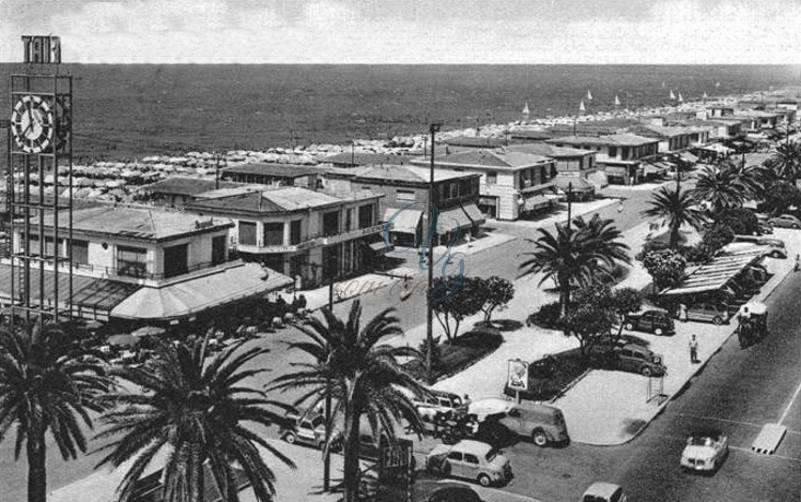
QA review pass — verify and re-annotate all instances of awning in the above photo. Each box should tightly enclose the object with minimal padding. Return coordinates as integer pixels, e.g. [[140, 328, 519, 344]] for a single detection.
[[0, 263, 139, 318], [679, 151, 699, 163], [383, 208, 422, 235], [659, 253, 763, 297], [554, 176, 594, 192], [461, 202, 486, 226], [478, 197, 497, 206], [110, 263, 292, 321], [437, 207, 472, 234], [642, 163, 662, 176], [367, 240, 391, 254], [523, 194, 552, 211]]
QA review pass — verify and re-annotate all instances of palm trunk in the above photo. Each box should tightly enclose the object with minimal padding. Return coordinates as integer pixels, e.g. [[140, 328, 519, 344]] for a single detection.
[[559, 272, 570, 318], [343, 400, 362, 502], [669, 221, 680, 249], [27, 425, 46, 502], [189, 444, 204, 502]]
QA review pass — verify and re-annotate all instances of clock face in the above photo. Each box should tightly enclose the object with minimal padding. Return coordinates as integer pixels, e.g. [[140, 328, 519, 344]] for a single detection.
[[10, 95, 55, 154]]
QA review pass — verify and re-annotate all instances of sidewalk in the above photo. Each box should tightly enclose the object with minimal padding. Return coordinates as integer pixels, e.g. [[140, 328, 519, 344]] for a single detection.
[[553, 227, 801, 445]]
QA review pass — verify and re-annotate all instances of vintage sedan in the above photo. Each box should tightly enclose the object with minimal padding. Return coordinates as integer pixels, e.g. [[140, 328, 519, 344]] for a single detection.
[[680, 429, 729, 473], [768, 214, 801, 229], [426, 440, 512, 487]]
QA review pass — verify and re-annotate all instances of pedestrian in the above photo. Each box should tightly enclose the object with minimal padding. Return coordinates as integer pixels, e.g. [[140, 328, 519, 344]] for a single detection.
[[617, 199, 624, 213], [462, 394, 472, 411], [679, 303, 688, 322], [689, 334, 699, 364], [795, 253, 800, 272]]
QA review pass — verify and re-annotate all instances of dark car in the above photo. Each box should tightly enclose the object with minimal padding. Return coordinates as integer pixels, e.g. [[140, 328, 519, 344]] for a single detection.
[[624, 309, 675, 336], [427, 486, 485, 502], [591, 342, 667, 377]]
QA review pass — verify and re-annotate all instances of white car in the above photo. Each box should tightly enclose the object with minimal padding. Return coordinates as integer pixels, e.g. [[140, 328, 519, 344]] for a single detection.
[[719, 242, 786, 259], [467, 397, 516, 422], [581, 482, 627, 502], [680, 429, 729, 473], [730, 235, 787, 258], [426, 440, 513, 487]]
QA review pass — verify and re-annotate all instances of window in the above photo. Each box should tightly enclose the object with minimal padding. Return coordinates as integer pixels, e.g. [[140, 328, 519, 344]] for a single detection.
[[322, 211, 340, 237], [211, 235, 226, 265], [263, 222, 284, 246], [464, 454, 479, 465], [345, 209, 353, 230], [238, 221, 257, 245], [396, 189, 415, 201], [447, 452, 463, 461], [290, 220, 302, 245], [449, 183, 458, 198], [608, 146, 617, 157], [485, 171, 497, 184], [358, 204, 374, 229], [163, 244, 188, 278], [621, 147, 630, 160], [117, 246, 148, 278], [70, 239, 89, 265]]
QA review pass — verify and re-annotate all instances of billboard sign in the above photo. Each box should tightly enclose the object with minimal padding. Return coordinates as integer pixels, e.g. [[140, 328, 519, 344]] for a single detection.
[[507, 358, 529, 392]]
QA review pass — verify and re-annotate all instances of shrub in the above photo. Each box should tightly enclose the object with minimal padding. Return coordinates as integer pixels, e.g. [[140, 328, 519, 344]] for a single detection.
[[683, 245, 712, 264], [642, 248, 687, 292], [716, 208, 758, 235], [702, 223, 735, 253], [526, 301, 562, 329], [418, 336, 442, 370], [635, 239, 670, 262]]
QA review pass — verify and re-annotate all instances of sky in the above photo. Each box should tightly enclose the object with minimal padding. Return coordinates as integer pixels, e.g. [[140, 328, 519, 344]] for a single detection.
[[1, 0, 801, 64]]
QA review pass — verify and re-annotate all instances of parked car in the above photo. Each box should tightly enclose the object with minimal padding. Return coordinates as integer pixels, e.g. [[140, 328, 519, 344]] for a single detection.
[[728, 237, 787, 259], [768, 214, 801, 229], [685, 301, 731, 325], [592, 342, 666, 377], [680, 429, 729, 473], [624, 309, 675, 336], [757, 221, 774, 235], [732, 234, 786, 249], [426, 440, 513, 487], [415, 390, 466, 422], [495, 403, 570, 447], [425, 486, 485, 502], [581, 482, 628, 502], [279, 412, 340, 452], [719, 242, 786, 260]]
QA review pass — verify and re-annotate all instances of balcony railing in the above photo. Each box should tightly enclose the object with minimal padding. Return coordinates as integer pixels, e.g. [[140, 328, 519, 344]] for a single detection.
[[47, 259, 226, 281], [234, 223, 385, 254]]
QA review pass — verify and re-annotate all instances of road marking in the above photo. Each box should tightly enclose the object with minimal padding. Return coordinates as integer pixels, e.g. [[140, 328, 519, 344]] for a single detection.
[[778, 378, 801, 425], [671, 412, 765, 429]]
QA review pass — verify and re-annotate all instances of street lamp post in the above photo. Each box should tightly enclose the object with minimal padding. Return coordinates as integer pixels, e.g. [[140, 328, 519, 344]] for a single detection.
[[427, 122, 441, 385]]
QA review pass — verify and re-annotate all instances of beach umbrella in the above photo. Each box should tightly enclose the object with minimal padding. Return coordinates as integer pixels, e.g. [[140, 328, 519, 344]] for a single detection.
[[107, 333, 140, 347]]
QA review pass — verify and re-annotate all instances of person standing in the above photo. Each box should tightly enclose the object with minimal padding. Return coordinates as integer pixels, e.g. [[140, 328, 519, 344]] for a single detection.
[[617, 199, 624, 213], [795, 253, 800, 272], [689, 335, 699, 364]]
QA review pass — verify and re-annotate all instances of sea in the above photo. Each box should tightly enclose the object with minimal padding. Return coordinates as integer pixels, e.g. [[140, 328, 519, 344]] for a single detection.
[[1, 64, 800, 161]]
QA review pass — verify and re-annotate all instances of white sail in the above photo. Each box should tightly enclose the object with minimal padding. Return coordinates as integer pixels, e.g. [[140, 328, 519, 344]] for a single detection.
[[715, 81, 721, 88], [522, 101, 530, 116], [662, 81, 666, 88], [669, 89, 676, 100], [678, 92, 684, 103], [579, 99, 586, 112], [587, 89, 593, 101], [614, 95, 621, 106], [702, 91, 708, 99]]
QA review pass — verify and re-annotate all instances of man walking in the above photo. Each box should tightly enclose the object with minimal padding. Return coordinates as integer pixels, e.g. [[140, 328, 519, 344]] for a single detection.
[[689, 335, 699, 364]]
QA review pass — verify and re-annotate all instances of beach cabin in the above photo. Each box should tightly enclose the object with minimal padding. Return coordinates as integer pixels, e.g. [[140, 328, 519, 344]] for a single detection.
[[547, 134, 659, 186]]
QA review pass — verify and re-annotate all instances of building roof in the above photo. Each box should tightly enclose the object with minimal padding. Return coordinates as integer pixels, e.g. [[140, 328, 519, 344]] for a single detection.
[[222, 163, 324, 178], [352, 164, 480, 184], [509, 129, 554, 140], [506, 142, 596, 158], [548, 133, 659, 147], [322, 152, 416, 166], [27, 206, 233, 241], [630, 124, 697, 138], [141, 177, 242, 197], [188, 186, 382, 215], [443, 136, 507, 148], [415, 149, 553, 170]]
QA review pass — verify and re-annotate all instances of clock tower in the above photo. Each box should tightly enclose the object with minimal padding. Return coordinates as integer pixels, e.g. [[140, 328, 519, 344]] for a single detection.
[[7, 35, 74, 327]]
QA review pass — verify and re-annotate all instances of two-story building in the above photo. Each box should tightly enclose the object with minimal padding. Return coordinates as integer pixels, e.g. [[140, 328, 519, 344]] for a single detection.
[[411, 149, 558, 220], [505, 142, 599, 197], [326, 164, 483, 247], [139, 177, 248, 209], [547, 134, 659, 185], [186, 186, 385, 288], [321, 152, 416, 168], [1, 206, 292, 324], [627, 124, 696, 153]]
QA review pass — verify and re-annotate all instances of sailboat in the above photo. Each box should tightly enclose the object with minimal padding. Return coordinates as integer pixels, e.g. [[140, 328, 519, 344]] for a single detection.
[[522, 101, 530, 116], [579, 99, 586, 113], [678, 92, 684, 103], [715, 81, 721, 88], [586, 89, 593, 101], [662, 81, 666, 88], [702, 91, 708, 99], [614, 95, 621, 107], [669, 89, 676, 100]]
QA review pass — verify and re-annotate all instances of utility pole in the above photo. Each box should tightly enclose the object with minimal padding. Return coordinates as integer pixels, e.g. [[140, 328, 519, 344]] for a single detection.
[[426, 122, 441, 385], [214, 152, 221, 189], [566, 182, 574, 230], [351, 140, 355, 166], [323, 264, 333, 492]]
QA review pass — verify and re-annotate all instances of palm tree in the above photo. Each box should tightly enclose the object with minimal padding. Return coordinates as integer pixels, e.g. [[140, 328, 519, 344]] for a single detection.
[[691, 165, 749, 213], [518, 214, 631, 317], [643, 186, 707, 249], [767, 141, 801, 182], [95, 336, 295, 502], [726, 158, 769, 201], [269, 301, 426, 502], [0, 323, 109, 502]]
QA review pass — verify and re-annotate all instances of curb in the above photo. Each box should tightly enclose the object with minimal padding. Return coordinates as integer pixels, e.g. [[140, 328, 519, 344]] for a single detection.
[[549, 368, 592, 404], [578, 260, 796, 447]]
